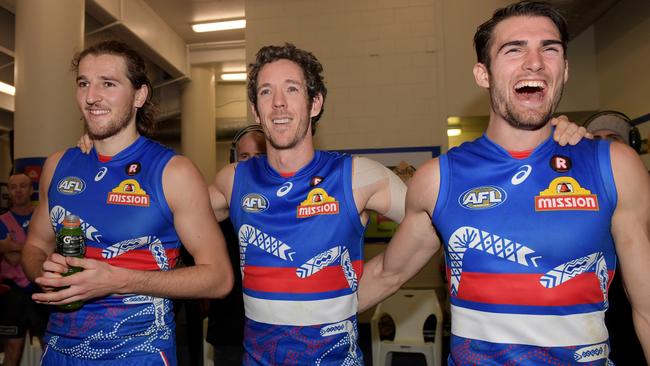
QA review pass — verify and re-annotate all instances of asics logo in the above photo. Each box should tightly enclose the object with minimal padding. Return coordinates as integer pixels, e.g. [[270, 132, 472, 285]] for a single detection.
[[511, 165, 532, 185], [276, 182, 293, 197], [95, 167, 108, 181]]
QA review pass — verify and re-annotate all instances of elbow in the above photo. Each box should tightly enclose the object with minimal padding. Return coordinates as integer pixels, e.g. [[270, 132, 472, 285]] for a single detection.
[[211, 267, 234, 299]]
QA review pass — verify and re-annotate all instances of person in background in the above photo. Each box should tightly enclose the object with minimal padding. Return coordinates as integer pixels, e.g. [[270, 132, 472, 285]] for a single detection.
[[21, 40, 233, 366], [0, 173, 48, 366], [358, 1, 650, 364], [206, 124, 266, 366]]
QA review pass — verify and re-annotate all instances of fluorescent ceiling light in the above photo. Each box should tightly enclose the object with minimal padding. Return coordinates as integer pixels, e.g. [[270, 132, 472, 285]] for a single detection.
[[220, 73, 247, 81], [447, 116, 460, 125], [0, 81, 15, 96], [447, 128, 462, 137], [192, 19, 246, 33]]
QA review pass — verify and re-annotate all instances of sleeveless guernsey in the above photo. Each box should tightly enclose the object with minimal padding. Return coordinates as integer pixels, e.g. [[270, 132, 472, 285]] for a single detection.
[[44, 136, 179, 363], [433, 135, 617, 365], [231, 151, 365, 366]]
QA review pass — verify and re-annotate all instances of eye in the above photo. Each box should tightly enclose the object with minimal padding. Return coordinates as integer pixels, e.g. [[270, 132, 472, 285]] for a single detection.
[[543, 46, 561, 54], [259, 88, 271, 96], [77, 80, 89, 88], [504, 47, 521, 55], [287, 85, 302, 94], [103, 81, 116, 87]]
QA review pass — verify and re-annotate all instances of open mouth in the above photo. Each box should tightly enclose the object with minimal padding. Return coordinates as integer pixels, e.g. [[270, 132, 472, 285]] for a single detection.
[[272, 117, 291, 125], [514, 80, 546, 101]]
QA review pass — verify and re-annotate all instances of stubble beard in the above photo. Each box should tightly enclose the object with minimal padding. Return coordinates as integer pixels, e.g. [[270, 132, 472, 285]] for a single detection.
[[489, 74, 564, 132], [265, 116, 311, 151], [85, 107, 135, 141]]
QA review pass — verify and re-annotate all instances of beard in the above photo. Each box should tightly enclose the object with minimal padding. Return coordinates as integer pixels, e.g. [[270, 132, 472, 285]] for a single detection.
[[489, 75, 564, 132], [263, 117, 311, 150], [85, 107, 135, 140]]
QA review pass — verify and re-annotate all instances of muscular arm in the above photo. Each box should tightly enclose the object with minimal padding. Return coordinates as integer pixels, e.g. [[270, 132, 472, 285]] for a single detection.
[[608, 142, 650, 361], [352, 157, 407, 224], [357, 159, 442, 312], [208, 163, 236, 222], [32, 156, 234, 304]]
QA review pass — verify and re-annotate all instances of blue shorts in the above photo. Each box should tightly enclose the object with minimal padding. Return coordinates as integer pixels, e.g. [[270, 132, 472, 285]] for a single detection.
[[40, 345, 177, 366]]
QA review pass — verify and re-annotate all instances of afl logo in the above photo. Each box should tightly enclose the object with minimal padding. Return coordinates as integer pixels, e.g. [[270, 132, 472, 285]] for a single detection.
[[459, 186, 507, 210], [57, 177, 86, 195], [241, 193, 269, 213]]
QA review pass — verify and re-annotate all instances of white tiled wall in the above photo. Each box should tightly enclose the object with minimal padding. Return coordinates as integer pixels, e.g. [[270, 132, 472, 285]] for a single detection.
[[245, 0, 447, 151]]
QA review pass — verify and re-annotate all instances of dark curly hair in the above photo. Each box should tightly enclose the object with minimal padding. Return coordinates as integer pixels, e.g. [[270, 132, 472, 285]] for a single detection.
[[71, 40, 156, 137], [247, 43, 327, 134], [474, 1, 569, 69]]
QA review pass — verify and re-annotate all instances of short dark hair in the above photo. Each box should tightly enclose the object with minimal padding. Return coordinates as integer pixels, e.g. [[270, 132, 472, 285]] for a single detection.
[[474, 1, 569, 68], [247, 43, 327, 134], [72, 40, 156, 137]]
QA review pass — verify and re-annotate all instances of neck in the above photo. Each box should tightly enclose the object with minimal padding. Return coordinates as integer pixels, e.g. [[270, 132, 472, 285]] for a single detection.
[[265, 137, 315, 174], [485, 113, 552, 151], [94, 123, 140, 157], [11, 203, 33, 216]]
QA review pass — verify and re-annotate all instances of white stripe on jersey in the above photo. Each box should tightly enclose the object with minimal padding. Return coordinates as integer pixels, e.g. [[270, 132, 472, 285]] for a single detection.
[[451, 304, 608, 347], [244, 293, 357, 326]]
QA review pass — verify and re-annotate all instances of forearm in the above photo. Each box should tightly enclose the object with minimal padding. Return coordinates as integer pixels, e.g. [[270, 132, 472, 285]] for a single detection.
[[118, 262, 233, 299], [357, 253, 404, 312], [21, 243, 49, 282]]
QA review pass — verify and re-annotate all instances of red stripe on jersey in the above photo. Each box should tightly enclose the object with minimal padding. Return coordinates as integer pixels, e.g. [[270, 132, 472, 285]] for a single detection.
[[86, 246, 179, 271], [452, 270, 614, 306], [244, 260, 363, 293]]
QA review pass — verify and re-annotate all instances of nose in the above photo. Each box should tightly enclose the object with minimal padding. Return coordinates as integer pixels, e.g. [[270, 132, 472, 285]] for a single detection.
[[272, 90, 286, 109], [85, 84, 102, 105], [523, 50, 544, 72]]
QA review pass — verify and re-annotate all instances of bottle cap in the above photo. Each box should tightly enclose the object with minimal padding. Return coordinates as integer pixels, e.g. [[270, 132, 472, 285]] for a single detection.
[[63, 214, 81, 227]]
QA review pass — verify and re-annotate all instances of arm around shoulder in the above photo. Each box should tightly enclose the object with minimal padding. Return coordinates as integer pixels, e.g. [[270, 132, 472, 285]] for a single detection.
[[117, 156, 234, 299], [358, 158, 443, 312], [608, 142, 650, 360]]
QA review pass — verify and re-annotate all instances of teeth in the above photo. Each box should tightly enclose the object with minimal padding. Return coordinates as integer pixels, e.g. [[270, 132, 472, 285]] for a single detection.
[[515, 80, 545, 89], [88, 109, 109, 116], [272, 118, 290, 124]]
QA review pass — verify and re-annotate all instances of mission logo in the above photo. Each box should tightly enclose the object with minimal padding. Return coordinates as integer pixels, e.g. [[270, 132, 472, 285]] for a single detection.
[[106, 179, 150, 207], [297, 188, 339, 218], [535, 177, 599, 211]]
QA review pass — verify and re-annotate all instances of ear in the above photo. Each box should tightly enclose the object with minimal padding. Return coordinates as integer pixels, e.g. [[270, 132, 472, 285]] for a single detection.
[[309, 93, 323, 118], [473, 63, 490, 89], [250, 103, 261, 124], [134, 85, 148, 108], [563, 59, 569, 83]]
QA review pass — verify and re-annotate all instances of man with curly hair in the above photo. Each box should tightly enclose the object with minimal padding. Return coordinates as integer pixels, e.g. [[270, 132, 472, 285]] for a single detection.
[[209, 43, 407, 365]]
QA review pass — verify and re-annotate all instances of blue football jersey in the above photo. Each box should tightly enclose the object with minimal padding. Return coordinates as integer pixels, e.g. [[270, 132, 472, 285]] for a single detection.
[[44, 137, 180, 364], [231, 151, 365, 366], [433, 134, 618, 365]]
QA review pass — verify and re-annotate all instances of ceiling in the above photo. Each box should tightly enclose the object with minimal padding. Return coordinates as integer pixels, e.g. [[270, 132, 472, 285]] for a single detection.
[[143, 0, 245, 45]]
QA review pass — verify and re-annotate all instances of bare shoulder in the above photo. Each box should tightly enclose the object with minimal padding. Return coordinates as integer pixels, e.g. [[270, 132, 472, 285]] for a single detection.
[[406, 158, 441, 213], [609, 142, 649, 190], [40, 150, 67, 191], [214, 162, 237, 191], [162, 156, 210, 211]]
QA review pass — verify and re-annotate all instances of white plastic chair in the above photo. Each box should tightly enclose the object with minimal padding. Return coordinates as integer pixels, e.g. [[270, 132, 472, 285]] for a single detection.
[[370, 289, 443, 366], [203, 317, 214, 366], [19, 332, 42, 366]]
